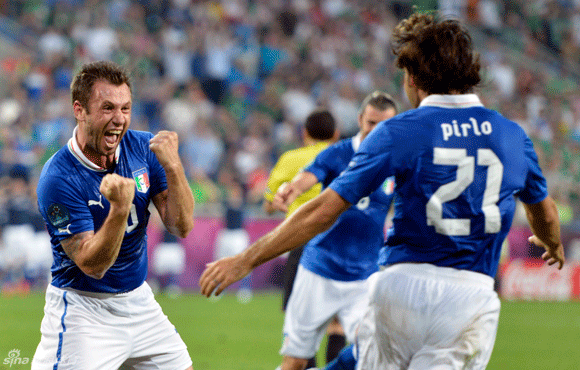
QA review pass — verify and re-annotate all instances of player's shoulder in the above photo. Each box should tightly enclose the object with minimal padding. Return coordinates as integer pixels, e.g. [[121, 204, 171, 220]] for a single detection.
[[119, 129, 155, 156], [278, 143, 324, 163], [39, 145, 74, 178], [37, 147, 81, 197], [321, 137, 354, 156], [126, 129, 154, 139], [335, 137, 355, 149], [122, 129, 154, 145]]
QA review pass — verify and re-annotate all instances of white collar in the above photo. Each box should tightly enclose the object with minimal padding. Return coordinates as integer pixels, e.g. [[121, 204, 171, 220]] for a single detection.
[[67, 126, 120, 172], [419, 94, 483, 109], [352, 132, 362, 152]]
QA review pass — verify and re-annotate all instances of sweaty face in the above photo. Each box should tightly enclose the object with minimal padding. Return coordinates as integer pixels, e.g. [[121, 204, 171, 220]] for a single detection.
[[358, 105, 397, 140], [74, 80, 131, 168]]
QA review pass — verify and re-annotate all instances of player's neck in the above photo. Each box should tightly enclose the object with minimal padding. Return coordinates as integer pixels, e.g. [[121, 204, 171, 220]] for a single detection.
[[73, 128, 116, 170], [304, 137, 326, 146]]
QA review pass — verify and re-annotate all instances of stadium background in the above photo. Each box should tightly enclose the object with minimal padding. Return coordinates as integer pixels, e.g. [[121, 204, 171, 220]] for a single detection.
[[1, 0, 580, 369]]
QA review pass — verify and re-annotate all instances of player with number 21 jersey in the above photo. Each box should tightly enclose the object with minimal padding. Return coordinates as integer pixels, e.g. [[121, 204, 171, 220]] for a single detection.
[[331, 94, 547, 278]]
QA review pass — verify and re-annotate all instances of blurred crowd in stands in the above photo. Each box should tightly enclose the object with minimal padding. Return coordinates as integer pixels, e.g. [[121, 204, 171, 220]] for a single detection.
[[1, 0, 580, 290]]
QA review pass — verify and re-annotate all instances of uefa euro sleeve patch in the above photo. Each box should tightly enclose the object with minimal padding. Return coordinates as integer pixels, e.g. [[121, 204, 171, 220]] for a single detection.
[[132, 168, 150, 193], [47, 203, 71, 227]]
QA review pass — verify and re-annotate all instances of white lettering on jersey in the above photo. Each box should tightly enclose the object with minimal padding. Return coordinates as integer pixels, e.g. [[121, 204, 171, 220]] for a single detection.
[[441, 118, 492, 141]]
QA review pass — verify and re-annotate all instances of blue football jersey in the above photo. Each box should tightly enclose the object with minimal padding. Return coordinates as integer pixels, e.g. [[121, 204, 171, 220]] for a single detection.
[[329, 94, 548, 278], [300, 134, 395, 281], [37, 129, 167, 293]]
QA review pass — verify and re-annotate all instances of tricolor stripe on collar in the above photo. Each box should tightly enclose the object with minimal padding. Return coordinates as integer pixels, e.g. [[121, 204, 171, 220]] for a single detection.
[[67, 126, 120, 172]]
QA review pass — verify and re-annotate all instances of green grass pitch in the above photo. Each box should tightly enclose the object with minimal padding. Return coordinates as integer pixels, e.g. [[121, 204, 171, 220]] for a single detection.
[[1, 291, 579, 369]]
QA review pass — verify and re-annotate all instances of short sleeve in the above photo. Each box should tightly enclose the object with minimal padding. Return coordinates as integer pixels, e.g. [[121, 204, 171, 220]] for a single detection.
[[329, 126, 395, 204], [304, 145, 338, 185], [37, 174, 94, 241], [516, 136, 548, 204]]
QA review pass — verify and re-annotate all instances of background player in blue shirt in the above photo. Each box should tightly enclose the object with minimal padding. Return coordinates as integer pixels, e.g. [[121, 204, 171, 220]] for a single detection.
[[32, 61, 195, 370], [270, 91, 397, 370], [201, 11, 565, 370]]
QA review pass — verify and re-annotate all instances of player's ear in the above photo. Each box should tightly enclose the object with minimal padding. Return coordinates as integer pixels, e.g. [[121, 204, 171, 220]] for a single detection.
[[73, 101, 86, 120]]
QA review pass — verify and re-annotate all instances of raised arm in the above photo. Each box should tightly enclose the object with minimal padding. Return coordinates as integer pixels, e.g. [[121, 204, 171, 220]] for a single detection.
[[523, 195, 565, 269], [61, 174, 134, 279], [271, 171, 319, 213], [200, 188, 351, 296], [150, 131, 195, 238]]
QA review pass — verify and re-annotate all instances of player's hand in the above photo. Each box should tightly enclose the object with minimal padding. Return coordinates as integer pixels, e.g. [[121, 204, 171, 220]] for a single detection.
[[149, 130, 181, 169], [528, 235, 565, 270], [271, 182, 290, 213], [100, 173, 135, 209], [272, 182, 300, 213], [199, 254, 252, 297]]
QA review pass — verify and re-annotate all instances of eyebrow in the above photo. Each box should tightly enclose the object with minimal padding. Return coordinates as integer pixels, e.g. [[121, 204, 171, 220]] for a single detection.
[[102, 100, 131, 107]]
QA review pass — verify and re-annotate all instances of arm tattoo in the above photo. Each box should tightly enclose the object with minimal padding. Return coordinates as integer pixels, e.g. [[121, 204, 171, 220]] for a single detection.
[[60, 231, 93, 262]]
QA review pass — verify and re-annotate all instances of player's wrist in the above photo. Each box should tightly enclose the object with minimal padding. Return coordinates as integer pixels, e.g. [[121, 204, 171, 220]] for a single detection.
[[108, 202, 132, 217], [161, 161, 183, 173]]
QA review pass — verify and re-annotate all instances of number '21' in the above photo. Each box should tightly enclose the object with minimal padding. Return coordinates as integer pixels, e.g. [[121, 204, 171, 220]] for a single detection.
[[426, 148, 503, 236]]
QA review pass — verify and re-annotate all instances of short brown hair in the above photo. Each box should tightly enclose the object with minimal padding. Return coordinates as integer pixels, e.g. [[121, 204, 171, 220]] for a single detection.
[[358, 91, 398, 116], [392, 12, 480, 94], [71, 61, 132, 110], [304, 109, 336, 141]]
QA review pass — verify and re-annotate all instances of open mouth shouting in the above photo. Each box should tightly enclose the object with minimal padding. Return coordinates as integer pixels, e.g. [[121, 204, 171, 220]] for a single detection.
[[104, 129, 123, 150]]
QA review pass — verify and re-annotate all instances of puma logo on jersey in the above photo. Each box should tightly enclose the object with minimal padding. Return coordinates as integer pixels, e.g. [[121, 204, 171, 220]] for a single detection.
[[88, 195, 104, 209], [58, 224, 72, 234]]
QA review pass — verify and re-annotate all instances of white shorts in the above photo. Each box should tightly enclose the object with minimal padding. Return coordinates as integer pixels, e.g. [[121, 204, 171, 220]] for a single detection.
[[281, 265, 370, 359], [356, 263, 500, 370], [31, 283, 192, 370]]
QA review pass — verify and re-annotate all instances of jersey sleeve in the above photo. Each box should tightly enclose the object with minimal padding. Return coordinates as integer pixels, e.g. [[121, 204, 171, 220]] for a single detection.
[[516, 136, 548, 204], [304, 144, 338, 185], [37, 173, 94, 241], [329, 127, 395, 204]]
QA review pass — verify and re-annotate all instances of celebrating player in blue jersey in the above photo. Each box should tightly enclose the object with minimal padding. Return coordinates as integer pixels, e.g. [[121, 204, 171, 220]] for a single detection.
[[32, 61, 195, 370], [269, 91, 397, 370], [201, 11, 565, 370]]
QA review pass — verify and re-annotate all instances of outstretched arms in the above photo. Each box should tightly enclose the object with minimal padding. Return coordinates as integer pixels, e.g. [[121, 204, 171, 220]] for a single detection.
[[200, 188, 351, 296]]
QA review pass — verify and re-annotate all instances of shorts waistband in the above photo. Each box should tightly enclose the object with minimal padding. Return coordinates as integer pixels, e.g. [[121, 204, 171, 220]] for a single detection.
[[382, 263, 495, 290], [49, 282, 148, 299]]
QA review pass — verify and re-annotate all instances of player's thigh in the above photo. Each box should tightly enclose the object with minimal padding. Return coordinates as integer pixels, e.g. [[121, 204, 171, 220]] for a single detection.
[[124, 283, 192, 370], [355, 271, 408, 370], [31, 287, 130, 370], [281, 266, 340, 358], [336, 278, 371, 343], [409, 288, 500, 370]]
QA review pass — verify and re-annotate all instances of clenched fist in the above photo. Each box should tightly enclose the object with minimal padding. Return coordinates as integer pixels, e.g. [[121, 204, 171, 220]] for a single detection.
[[149, 130, 181, 169], [100, 173, 135, 210]]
